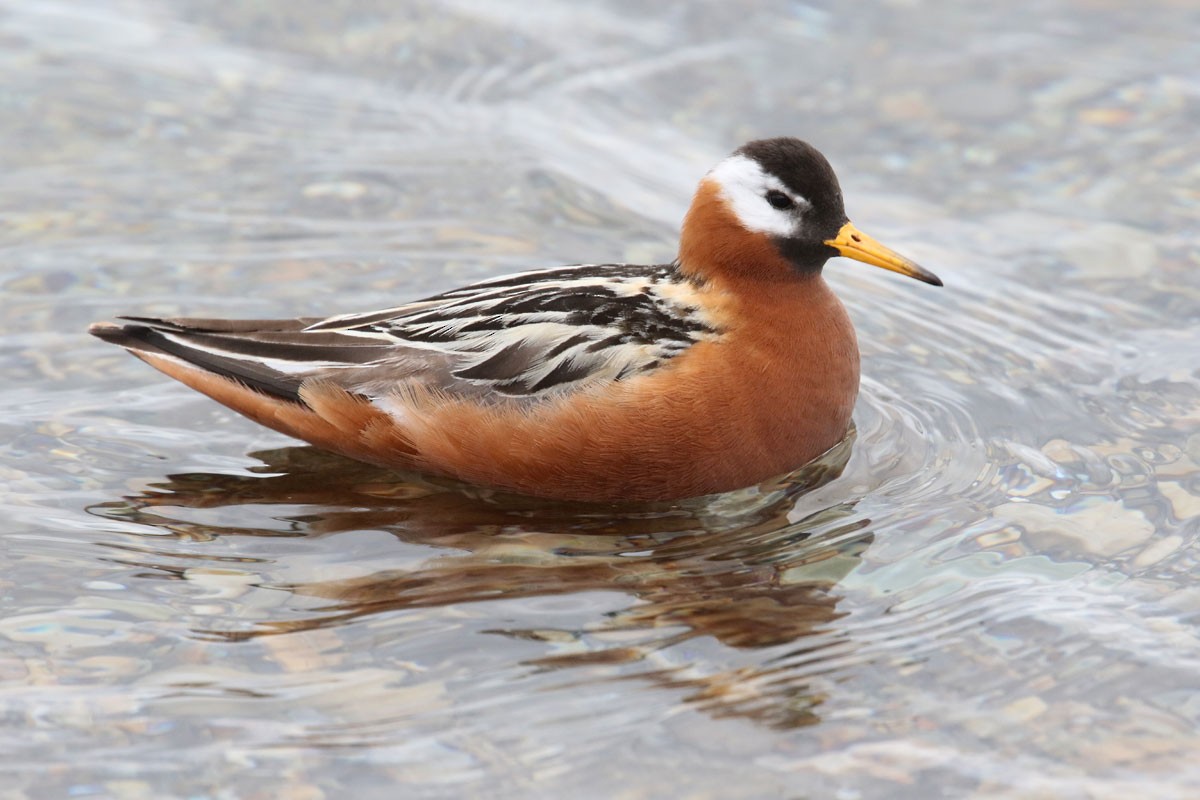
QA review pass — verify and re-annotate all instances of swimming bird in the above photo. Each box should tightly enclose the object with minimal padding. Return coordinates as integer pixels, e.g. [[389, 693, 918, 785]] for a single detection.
[[90, 137, 940, 502]]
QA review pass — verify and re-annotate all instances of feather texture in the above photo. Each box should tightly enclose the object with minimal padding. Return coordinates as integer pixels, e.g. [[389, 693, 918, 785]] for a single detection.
[[88, 136, 938, 501], [100, 262, 719, 406]]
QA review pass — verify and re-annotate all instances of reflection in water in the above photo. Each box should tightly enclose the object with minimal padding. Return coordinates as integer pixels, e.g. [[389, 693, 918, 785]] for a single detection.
[[1, 0, 1195, 792], [89, 435, 869, 729]]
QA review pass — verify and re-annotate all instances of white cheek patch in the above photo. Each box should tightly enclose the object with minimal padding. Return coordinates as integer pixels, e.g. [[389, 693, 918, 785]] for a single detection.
[[706, 154, 809, 236]]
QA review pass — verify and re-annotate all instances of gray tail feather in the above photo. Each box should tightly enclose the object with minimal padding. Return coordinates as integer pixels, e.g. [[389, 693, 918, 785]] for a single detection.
[[89, 319, 306, 403]]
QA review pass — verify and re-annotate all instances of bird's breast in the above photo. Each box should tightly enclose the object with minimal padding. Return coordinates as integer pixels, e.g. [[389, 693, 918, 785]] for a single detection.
[[646, 274, 860, 480], [354, 274, 861, 502]]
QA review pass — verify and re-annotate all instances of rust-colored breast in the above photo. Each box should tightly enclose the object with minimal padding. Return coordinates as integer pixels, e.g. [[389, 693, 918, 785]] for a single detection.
[[127, 178, 861, 502], [362, 185, 862, 501], [384, 273, 859, 502]]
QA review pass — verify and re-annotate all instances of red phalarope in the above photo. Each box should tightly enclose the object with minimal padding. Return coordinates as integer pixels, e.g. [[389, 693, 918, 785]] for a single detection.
[[90, 137, 941, 502]]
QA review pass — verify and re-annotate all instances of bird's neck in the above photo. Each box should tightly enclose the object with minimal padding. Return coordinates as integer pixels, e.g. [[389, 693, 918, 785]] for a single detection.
[[677, 178, 810, 286]]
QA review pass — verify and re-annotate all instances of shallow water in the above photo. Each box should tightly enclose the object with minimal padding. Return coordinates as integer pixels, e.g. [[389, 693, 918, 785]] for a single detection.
[[2, 0, 1199, 797]]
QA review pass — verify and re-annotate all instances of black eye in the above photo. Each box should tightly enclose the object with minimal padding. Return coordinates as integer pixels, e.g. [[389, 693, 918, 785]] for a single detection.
[[765, 190, 794, 210]]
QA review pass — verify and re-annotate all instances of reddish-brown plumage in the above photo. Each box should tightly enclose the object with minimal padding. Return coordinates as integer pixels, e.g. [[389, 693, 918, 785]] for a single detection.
[[679, 179, 801, 285], [108, 178, 860, 503], [127, 352, 393, 465], [363, 182, 860, 501], [381, 283, 857, 501], [91, 137, 944, 502]]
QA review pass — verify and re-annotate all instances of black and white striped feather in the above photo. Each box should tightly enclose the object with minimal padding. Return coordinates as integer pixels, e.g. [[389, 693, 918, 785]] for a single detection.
[[106, 263, 720, 405]]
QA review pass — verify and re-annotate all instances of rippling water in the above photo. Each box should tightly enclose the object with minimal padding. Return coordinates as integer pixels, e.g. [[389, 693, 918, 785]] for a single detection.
[[2, 1, 1199, 797]]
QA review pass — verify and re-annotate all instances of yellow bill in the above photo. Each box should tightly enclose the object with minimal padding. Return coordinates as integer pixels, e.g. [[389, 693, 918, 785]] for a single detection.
[[825, 222, 942, 286]]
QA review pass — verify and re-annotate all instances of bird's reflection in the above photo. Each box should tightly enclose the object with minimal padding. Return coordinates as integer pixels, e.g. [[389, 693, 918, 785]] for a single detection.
[[89, 434, 872, 729]]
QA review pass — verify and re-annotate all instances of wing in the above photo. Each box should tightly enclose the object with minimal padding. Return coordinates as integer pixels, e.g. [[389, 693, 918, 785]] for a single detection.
[[92, 263, 719, 405]]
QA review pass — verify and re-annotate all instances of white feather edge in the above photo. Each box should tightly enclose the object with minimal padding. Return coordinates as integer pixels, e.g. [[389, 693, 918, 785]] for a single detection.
[[145, 266, 717, 401], [305, 265, 619, 331], [706, 154, 809, 236]]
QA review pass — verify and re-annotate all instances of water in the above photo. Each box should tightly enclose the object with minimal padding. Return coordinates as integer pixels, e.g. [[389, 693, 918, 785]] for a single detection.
[[2, 0, 1198, 797]]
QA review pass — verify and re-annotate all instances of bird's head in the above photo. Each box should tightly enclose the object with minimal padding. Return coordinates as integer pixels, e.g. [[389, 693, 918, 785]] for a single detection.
[[680, 137, 941, 287]]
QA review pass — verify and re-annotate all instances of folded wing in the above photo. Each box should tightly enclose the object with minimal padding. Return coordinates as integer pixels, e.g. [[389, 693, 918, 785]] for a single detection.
[[90, 263, 718, 407]]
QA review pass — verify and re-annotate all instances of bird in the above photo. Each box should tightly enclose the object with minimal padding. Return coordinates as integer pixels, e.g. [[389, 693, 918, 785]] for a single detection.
[[90, 137, 941, 503]]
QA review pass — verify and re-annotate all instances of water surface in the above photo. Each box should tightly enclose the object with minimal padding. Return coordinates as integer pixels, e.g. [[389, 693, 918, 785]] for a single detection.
[[2, 1, 1199, 797]]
